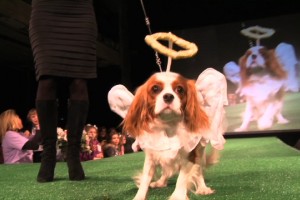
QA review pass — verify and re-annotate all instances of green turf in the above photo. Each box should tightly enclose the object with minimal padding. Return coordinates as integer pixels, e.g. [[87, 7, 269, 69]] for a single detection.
[[225, 92, 300, 132], [0, 137, 299, 200]]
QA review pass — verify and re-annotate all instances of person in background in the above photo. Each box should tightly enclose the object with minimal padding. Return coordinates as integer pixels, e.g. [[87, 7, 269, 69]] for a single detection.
[[29, 0, 97, 182], [27, 108, 43, 162], [98, 126, 108, 147], [103, 131, 121, 158], [122, 134, 139, 154], [86, 125, 103, 160], [119, 134, 126, 155], [0, 109, 41, 164], [80, 126, 93, 161]]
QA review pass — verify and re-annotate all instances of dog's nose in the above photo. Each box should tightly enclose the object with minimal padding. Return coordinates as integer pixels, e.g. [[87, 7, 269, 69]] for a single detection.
[[251, 54, 257, 60], [163, 93, 174, 104]]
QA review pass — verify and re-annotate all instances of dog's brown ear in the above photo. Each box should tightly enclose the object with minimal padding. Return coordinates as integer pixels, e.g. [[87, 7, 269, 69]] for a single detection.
[[184, 80, 210, 133], [122, 84, 151, 137], [239, 54, 249, 86], [265, 49, 287, 79]]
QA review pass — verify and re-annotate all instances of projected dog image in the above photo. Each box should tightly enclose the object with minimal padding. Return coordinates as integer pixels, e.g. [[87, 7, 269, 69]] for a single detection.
[[234, 45, 289, 131]]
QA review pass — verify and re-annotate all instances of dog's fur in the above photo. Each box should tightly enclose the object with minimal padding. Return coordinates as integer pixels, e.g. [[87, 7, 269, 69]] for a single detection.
[[235, 46, 289, 131], [123, 71, 217, 200]]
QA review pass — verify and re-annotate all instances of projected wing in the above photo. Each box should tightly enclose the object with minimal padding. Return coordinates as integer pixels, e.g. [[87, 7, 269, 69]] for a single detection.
[[223, 61, 241, 85], [107, 84, 134, 119], [275, 42, 299, 92], [196, 68, 228, 150]]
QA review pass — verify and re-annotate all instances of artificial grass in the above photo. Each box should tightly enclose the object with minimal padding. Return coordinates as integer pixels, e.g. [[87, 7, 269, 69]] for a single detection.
[[0, 137, 299, 200]]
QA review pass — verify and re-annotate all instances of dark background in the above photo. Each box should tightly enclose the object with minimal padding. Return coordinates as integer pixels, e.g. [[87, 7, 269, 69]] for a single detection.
[[1, 0, 300, 132]]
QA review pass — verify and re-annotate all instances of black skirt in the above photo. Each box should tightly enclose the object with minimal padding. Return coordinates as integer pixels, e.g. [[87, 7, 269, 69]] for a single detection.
[[29, 0, 97, 80]]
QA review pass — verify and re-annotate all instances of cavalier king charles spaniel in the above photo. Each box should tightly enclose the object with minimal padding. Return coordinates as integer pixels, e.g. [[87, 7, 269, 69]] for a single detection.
[[235, 45, 289, 131], [108, 68, 227, 200], [115, 70, 226, 200]]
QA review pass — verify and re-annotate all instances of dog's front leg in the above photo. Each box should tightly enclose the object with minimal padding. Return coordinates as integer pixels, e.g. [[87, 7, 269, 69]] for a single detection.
[[133, 153, 155, 200], [235, 101, 252, 131], [193, 144, 214, 195], [150, 168, 168, 188], [169, 161, 192, 200]]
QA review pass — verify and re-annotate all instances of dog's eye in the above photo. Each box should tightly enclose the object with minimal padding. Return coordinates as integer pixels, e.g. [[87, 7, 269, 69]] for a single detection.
[[152, 85, 161, 94], [175, 86, 185, 95]]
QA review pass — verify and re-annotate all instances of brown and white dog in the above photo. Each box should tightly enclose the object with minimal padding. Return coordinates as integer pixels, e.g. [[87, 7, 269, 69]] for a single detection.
[[235, 45, 289, 131], [122, 71, 218, 200]]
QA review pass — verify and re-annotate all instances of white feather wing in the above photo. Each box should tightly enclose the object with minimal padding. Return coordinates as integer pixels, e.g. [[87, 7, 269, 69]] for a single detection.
[[107, 84, 134, 119], [195, 68, 228, 150]]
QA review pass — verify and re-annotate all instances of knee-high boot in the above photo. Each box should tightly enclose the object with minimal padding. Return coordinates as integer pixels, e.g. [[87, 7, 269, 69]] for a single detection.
[[66, 100, 88, 180], [36, 100, 58, 182]]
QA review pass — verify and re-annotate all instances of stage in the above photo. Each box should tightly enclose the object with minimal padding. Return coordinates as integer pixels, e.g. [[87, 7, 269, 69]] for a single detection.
[[0, 137, 299, 200]]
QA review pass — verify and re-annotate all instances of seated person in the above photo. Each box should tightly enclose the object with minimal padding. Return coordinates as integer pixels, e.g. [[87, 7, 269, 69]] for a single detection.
[[0, 142, 3, 164], [0, 109, 41, 164], [86, 124, 103, 160], [26, 108, 43, 163], [123, 134, 140, 154], [103, 131, 121, 158], [97, 126, 108, 147]]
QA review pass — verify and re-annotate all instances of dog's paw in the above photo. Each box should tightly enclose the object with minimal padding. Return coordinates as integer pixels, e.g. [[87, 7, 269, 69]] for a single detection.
[[258, 117, 273, 130], [195, 186, 215, 195], [169, 193, 189, 200], [277, 117, 289, 124], [133, 197, 146, 200], [150, 180, 167, 188]]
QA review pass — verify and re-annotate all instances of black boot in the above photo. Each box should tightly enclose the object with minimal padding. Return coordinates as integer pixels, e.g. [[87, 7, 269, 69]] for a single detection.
[[66, 100, 88, 181], [36, 100, 58, 183]]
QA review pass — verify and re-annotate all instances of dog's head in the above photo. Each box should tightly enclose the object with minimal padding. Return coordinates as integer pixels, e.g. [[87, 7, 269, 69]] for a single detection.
[[239, 46, 287, 85], [123, 72, 209, 137], [243, 46, 267, 69]]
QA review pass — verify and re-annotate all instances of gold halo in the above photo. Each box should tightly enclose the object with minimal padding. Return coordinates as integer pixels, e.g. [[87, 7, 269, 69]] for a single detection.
[[144, 32, 198, 60]]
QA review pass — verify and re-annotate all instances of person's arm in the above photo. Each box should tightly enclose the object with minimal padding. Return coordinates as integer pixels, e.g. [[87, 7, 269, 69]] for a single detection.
[[22, 130, 42, 150], [23, 130, 31, 138]]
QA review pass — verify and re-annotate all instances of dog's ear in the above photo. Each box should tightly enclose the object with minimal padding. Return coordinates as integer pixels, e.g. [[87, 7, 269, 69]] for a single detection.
[[107, 84, 134, 119], [238, 53, 249, 86], [184, 79, 210, 133], [265, 49, 287, 79], [122, 84, 152, 137]]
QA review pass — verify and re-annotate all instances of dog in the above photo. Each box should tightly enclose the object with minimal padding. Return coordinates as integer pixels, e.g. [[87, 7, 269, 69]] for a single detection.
[[120, 70, 225, 200], [235, 45, 289, 131]]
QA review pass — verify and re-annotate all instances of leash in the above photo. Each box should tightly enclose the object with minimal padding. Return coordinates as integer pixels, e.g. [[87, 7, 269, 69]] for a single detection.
[[139, 0, 163, 72]]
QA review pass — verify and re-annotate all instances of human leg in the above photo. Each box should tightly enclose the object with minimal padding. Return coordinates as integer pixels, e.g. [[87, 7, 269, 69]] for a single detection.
[[36, 78, 58, 182], [65, 79, 89, 180]]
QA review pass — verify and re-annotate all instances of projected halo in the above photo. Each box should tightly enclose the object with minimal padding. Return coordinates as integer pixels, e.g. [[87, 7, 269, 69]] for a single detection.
[[241, 25, 275, 40]]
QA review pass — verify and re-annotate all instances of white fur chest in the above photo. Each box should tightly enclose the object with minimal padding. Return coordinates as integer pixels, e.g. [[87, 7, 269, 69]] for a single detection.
[[135, 123, 202, 156]]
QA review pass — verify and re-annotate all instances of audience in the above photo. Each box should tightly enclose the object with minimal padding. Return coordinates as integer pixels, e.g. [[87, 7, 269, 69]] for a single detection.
[[56, 127, 68, 161], [103, 130, 122, 158], [0, 112, 140, 164], [86, 125, 103, 160], [119, 134, 126, 155], [123, 134, 140, 154], [0, 109, 41, 164], [26, 108, 43, 162], [0, 144, 3, 164], [97, 126, 108, 147], [80, 125, 93, 161]]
